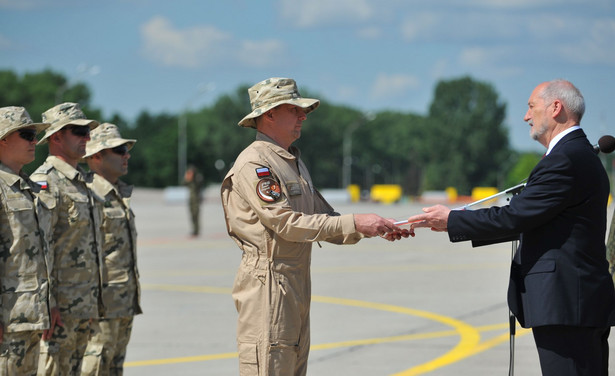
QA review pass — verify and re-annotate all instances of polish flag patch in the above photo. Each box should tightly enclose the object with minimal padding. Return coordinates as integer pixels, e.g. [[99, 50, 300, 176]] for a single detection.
[[256, 167, 271, 178]]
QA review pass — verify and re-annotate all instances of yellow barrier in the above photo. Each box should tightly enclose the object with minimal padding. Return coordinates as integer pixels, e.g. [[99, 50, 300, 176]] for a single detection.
[[445, 187, 458, 202], [370, 184, 403, 204], [471, 187, 498, 201], [347, 184, 361, 203]]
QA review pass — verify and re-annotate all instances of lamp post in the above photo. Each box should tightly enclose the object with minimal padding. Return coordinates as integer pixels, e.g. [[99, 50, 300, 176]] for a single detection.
[[55, 63, 100, 104], [178, 83, 215, 185], [342, 112, 375, 188]]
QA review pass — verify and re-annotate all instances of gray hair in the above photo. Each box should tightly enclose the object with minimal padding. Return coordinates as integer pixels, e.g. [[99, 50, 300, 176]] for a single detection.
[[539, 79, 585, 123]]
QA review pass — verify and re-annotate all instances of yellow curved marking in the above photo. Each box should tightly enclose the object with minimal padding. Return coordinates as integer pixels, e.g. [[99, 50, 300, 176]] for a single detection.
[[130, 284, 528, 374], [313, 296, 480, 376]]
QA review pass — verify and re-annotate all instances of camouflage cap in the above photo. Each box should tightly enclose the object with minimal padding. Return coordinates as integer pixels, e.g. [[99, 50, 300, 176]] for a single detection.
[[38, 102, 99, 144], [84, 122, 136, 158], [0, 106, 50, 140], [238, 77, 320, 128]]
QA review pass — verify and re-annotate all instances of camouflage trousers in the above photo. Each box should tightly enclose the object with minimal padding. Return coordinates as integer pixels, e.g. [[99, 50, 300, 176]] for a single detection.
[[0, 330, 42, 376], [189, 202, 200, 236], [38, 317, 98, 376], [81, 317, 134, 376]]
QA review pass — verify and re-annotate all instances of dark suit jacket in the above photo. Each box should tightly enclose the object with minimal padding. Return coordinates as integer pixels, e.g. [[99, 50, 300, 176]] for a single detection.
[[448, 129, 615, 328]]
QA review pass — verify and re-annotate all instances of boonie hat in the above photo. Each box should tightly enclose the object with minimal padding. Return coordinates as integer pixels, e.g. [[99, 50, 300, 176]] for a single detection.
[[84, 123, 136, 158], [0, 106, 50, 140], [38, 102, 99, 144], [238, 77, 320, 128]]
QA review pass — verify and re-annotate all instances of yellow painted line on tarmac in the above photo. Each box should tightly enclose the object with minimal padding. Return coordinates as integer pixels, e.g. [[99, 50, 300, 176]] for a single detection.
[[314, 295, 480, 376], [131, 284, 530, 374]]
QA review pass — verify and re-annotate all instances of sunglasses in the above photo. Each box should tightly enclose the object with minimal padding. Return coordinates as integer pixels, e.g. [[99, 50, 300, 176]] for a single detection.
[[110, 144, 129, 156], [18, 129, 37, 142], [65, 125, 90, 137]]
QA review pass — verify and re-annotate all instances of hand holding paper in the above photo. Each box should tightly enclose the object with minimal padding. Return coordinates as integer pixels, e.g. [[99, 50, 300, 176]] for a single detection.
[[406, 204, 451, 232]]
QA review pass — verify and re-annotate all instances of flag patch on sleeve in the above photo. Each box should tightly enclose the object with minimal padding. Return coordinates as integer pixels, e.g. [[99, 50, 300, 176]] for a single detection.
[[35, 181, 48, 190], [256, 167, 271, 178]]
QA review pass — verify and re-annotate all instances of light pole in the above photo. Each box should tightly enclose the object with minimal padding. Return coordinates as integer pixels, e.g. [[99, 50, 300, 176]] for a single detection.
[[178, 83, 215, 185], [342, 112, 375, 188], [55, 63, 100, 104]]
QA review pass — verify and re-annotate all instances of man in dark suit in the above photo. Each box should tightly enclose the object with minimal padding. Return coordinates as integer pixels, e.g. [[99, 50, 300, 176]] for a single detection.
[[408, 79, 615, 376]]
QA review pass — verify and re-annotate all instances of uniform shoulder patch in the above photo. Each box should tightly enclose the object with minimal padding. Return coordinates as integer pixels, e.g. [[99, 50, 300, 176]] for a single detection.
[[256, 167, 271, 178], [256, 178, 281, 203], [35, 181, 49, 190]]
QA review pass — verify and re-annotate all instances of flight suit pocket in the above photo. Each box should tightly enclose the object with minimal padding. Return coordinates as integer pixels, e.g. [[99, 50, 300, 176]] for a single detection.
[[238, 342, 259, 375], [269, 340, 299, 375]]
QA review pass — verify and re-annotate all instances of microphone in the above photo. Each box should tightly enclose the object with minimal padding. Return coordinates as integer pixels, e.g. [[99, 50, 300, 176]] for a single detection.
[[593, 135, 615, 154]]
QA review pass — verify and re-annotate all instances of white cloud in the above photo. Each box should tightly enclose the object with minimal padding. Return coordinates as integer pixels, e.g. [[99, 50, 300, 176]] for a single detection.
[[400, 11, 522, 42], [370, 73, 420, 100], [236, 39, 287, 67], [140, 16, 287, 68], [280, 0, 373, 28], [558, 18, 615, 65]]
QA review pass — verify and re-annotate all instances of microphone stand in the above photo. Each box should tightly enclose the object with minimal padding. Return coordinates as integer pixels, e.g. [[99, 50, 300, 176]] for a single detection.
[[459, 183, 525, 376]]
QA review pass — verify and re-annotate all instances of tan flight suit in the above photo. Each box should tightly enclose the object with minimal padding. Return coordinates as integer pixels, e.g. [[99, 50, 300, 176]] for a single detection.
[[31, 156, 104, 376], [0, 163, 51, 376], [221, 132, 363, 376]]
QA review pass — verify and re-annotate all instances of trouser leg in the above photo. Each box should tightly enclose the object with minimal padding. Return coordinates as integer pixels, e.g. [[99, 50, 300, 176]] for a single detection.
[[532, 325, 610, 376], [38, 317, 94, 376], [0, 330, 42, 376]]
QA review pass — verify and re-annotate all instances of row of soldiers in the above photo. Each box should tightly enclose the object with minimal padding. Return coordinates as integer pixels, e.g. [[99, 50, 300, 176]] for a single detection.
[[0, 103, 141, 375]]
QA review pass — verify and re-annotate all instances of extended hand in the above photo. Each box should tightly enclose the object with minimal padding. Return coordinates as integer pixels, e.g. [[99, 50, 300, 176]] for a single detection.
[[407, 204, 451, 232], [354, 214, 404, 239]]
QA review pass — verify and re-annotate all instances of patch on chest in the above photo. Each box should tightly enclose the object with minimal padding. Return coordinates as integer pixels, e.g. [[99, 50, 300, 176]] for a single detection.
[[256, 178, 281, 203]]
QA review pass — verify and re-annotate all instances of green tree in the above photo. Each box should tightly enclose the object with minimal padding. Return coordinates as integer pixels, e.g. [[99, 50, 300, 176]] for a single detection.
[[505, 152, 542, 187], [0, 69, 100, 174], [424, 76, 512, 194]]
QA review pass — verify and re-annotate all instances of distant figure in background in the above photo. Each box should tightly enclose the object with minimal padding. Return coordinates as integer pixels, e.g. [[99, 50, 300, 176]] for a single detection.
[[82, 123, 142, 375], [184, 164, 203, 237]]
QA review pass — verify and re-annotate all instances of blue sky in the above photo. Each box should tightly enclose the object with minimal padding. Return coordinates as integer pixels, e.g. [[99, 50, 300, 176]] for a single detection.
[[1, 0, 613, 152]]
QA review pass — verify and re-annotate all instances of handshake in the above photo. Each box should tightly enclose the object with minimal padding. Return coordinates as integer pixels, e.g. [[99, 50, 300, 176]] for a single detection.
[[354, 204, 451, 241]]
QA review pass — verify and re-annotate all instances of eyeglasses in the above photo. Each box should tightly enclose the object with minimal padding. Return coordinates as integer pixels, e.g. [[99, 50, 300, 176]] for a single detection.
[[65, 125, 90, 138], [110, 144, 129, 156], [18, 129, 37, 142]]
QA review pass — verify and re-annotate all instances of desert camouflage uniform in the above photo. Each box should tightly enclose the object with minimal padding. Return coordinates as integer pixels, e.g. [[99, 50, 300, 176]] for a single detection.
[[82, 174, 141, 376], [31, 156, 104, 376], [0, 164, 51, 376], [607, 207, 615, 285], [184, 168, 203, 236], [221, 132, 363, 376]]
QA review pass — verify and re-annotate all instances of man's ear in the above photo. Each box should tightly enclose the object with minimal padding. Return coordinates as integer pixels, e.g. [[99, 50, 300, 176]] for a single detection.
[[49, 132, 62, 145], [551, 100, 563, 118]]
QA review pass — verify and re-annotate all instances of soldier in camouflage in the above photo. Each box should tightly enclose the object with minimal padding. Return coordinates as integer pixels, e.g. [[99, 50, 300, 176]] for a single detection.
[[30, 103, 104, 376], [81, 123, 142, 376], [183, 165, 203, 237], [0, 106, 52, 376]]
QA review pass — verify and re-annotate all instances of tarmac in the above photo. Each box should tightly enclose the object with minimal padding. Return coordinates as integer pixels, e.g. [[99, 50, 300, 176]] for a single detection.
[[123, 188, 615, 376]]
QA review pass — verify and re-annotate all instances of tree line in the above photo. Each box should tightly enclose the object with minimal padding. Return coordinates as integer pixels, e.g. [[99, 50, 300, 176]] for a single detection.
[[1, 69, 548, 196]]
